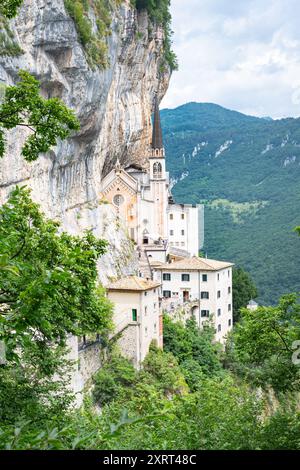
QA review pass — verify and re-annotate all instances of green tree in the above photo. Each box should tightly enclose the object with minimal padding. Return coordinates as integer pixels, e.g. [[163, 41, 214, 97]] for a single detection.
[[232, 266, 258, 322], [93, 353, 137, 406], [0, 70, 80, 161], [96, 373, 263, 450], [163, 315, 223, 382], [259, 406, 300, 450], [0, 0, 23, 18], [226, 294, 300, 393], [0, 187, 113, 423]]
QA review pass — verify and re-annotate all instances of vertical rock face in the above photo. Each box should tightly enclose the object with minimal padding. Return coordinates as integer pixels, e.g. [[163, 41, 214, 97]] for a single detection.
[[0, 0, 170, 279]]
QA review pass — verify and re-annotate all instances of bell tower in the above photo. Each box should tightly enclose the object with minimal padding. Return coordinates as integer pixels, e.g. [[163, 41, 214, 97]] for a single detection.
[[149, 98, 168, 240]]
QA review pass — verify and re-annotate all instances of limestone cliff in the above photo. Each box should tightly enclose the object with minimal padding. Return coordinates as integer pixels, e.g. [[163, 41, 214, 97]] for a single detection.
[[0, 0, 170, 280]]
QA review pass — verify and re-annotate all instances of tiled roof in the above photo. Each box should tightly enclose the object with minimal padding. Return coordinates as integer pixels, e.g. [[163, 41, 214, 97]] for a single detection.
[[107, 276, 161, 292], [155, 256, 234, 272], [149, 260, 165, 266]]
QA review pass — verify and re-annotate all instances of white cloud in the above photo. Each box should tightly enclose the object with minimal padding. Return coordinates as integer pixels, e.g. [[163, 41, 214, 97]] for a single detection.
[[161, 0, 300, 118]]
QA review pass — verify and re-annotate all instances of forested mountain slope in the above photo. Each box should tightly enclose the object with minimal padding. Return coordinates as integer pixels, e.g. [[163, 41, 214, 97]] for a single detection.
[[161, 103, 300, 304]]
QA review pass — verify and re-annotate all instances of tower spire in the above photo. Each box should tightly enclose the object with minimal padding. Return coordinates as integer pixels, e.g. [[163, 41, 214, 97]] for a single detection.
[[152, 97, 163, 150]]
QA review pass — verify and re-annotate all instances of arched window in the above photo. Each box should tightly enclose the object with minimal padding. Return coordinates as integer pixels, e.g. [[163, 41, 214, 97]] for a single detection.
[[153, 162, 162, 179]]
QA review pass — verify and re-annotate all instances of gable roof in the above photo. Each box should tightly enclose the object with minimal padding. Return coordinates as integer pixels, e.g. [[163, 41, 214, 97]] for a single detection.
[[156, 257, 234, 272], [101, 167, 138, 196], [107, 276, 161, 292]]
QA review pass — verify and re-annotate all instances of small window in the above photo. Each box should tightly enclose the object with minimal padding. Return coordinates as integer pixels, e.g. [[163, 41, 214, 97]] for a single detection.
[[201, 291, 209, 299], [145, 327, 148, 336], [154, 323, 157, 333], [228, 270, 230, 277], [228, 319, 232, 327], [144, 291, 147, 296], [170, 230, 174, 236], [181, 214, 185, 220], [163, 290, 171, 298], [228, 304, 232, 312], [169, 214, 174, 220], [218, 308, 221, 316], [228, 286, 231, 294], [202, 274, 208, 282], [163, 273, 171, 281], [217, 273, 220, 281], [182, 274, 190, 282], [218, 324, 221, 332], [181, 230, 185, 236], [181, 242, 185, 246], [132, 309, 137, 322], [144, 306, 148, 315], [201, 310, 210, 318], [217, 290, 221, 298]]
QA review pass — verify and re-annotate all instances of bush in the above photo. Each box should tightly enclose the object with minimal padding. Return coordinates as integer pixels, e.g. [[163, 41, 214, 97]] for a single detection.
[[93, 354, 137, 405], [142, 342, 188, 396], [163, 316, 223, 378], [64, 0, 113, 68]]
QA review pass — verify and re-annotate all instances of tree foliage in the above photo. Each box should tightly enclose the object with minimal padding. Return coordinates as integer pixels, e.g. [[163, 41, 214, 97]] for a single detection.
[[226, 294, 300, 392], [63, 0, 114, 69], [2, 312, 300, 449], [0, 187, 113, 423], [163, 315, 223, 385], [93, 353, 137, 406], [0, 70, 80, 161], [232, 266, 258, 322], [0, 0, 23, 19]]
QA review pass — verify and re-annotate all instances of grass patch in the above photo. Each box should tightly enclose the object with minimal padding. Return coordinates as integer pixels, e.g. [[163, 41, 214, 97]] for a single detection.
[[208, 199, 269, 224]]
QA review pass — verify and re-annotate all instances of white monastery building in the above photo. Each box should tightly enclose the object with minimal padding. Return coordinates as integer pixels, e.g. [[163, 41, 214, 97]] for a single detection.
[[68, 99, 234, 405], [99, 99, 234, 366], [107, 276, 163, 367], [153, 257, 234, 343]]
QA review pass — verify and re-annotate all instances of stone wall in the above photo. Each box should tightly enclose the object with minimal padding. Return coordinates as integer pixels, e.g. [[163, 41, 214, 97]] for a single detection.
[[116, 324, 139, 368], [78, 342, 103, 386]]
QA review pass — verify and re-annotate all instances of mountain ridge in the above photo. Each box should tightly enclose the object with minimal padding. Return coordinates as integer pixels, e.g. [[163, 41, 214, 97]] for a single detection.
[[161, 102, 300, 305]]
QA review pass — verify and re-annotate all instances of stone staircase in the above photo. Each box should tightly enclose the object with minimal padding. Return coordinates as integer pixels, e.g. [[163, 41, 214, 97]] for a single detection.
[[137, 249, 153, 280]]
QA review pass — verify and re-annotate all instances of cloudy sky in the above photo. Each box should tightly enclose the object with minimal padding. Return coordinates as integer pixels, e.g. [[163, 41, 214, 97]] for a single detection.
[[161, 0, 300, 118]]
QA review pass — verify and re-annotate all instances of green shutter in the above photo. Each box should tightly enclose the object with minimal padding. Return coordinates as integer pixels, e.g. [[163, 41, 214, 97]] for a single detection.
[[132, 309, 137, 321]]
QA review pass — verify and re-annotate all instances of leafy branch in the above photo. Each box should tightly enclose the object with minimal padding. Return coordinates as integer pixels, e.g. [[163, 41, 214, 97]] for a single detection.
[[0, 71, 80, 161], [0, 0, 23, 19]]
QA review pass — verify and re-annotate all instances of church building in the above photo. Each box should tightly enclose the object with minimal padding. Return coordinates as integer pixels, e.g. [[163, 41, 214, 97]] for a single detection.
[[100, 100, 203, 262]]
